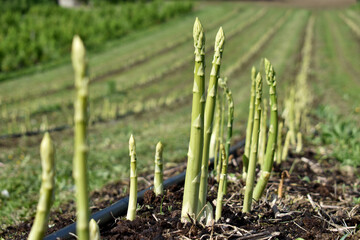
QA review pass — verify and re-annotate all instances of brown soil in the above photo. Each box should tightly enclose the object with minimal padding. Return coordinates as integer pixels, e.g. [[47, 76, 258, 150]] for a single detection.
[[1, 145, 360, 239]]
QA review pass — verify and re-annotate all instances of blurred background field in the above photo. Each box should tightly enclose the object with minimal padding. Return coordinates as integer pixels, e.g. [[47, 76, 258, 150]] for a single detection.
[[0, 0, 359, 230]]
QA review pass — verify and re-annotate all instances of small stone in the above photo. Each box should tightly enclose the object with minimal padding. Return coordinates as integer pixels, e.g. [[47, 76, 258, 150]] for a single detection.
[[1, 189, 9, 198]]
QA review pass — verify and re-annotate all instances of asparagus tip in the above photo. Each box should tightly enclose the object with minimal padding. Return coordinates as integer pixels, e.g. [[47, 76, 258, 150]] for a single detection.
[[129, 134, 135, 152], [215, 27, 225, 51], [71, 35, 86, 72], [193, 17, 204, 48], [40, 132, 54, 164], [156, 141, 163, 152]]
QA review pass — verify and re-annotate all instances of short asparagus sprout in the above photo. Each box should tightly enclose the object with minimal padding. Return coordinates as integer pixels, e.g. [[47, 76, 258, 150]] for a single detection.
[[182, 17, 206, 221], [72, 35, 90, 240], [276, 121, 284, 165], [243, 72, 262, 213], [154, 141, 164, 196], [258, 98, 268, 167], [198, 27, 225, 212], [243, 66, 257, 181], [215, 144, 226, 221], [89, 219, 100, 240], [28, 133, 55, 240], [127, 134, 138, 221], [253, 58, 278, 201], [218, 78, 234, 195]]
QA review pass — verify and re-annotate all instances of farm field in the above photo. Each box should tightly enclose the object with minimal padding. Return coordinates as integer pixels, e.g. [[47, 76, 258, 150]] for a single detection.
[[0, 0, 359, 238]]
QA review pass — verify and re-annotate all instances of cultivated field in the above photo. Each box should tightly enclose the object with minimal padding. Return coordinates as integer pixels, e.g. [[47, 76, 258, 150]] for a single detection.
[[0, 0, 359, 232]]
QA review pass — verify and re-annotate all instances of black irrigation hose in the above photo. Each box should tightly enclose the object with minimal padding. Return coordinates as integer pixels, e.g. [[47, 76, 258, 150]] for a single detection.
[[44, 139, 245, 240]]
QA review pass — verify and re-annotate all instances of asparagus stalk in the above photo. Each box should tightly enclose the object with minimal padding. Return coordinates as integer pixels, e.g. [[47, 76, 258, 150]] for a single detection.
[[296, 132, 302, 153], [28, 133, 55, 240], [258, 98, 268, 167], [89, 219, 100, 240], [127, 134, 138, 221], [243, 72, 262, 213], [282, 130, 291, 161], [198, 27, 225, 211], [289, 88, 296, 145], [72, 35, 90, 240], [215, 144, 226, 222], [276, 121, 284, 165], [243, 67, 257, 181], [213, 94, 221, 177], [216, 80, 226, 182], [253, 59, 278, 201], [181, 18, 206, 221], [154, 141, 164, 196], [209, 100, 219, 160]]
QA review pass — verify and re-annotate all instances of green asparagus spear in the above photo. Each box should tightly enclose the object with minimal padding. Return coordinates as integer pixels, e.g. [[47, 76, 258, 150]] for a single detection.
[[181, 18, 206, 221], [127, 134, 138, 221], [215, 144, 226, 221], [89, 219, 100, 240], [258, 98, 268, 167], [72, 35, 90, 240], [276, 121, 284, 165], [154, 141, 164, 196], [28, 133, 55, 240], [282, 130, 291, 161], [253, 59, 278, 201], [243, 67, 257, 181], [198, 27, 225, 211], [243, 72, 262, 213], [212, 94, 221, 176]]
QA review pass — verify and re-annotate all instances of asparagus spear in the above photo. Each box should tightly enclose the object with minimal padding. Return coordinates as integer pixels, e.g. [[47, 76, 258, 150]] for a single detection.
[[28, 133, 55, 240], [282, 130, 292, 161], [198, 27, 225, 211], [276, 121, 284, 165], [243, 67, 257, 181], [215, 144, 226, 221], [89, 219, 100, 240], [253, 59, 278, 201], [258, 98, 268, 167], [72, 35, 90, 240], [212, 94, 221, 177], [127, 134, 138, 221], [243, 72, 262, 213], [181, 18, 206, 221], [154, 141, 164, 196]]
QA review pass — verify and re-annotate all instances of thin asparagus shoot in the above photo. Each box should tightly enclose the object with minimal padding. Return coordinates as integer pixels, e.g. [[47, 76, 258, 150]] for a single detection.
[[243, 67, 257, 181], [296, 132, 303, 153], [182, 17, 206, 221], [258, 98, 268, 167], [215, 144, 226, 222], [243, 72, 262, 213], [282, 130, 292, 161], [127, 134, 138, 221], [253, 59, 278, 201], [212, 94, 221, 176], [89, 219, 100, 240], [276, 121, 284, 165], [198, 27, 225, 212], [28, 133, 55, 240], [154, 141, 164, 196], [72, 35, 90, 240]]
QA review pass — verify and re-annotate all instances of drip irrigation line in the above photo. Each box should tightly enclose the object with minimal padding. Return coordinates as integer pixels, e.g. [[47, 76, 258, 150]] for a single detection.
[[44, 139, 245, 240]]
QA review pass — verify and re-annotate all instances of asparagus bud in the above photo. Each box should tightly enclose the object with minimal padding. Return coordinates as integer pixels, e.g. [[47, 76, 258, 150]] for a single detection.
[[253, 58, 279, 201], [243, 72, 262, 213], [72, 35, 90, 240], [243, 66, 257, 181], [154, 141, 164, 196], [215, 144, 226, 221], [127, 134, 138, 221], [28, 133, 55, 240], [89, 219, 100, 240], [198, 27, 225, 211], [182, 18, 206, 221]]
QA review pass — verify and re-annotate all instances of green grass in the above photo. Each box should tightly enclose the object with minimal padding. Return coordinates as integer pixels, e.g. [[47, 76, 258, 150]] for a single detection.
[[0, 1, 359, 231]]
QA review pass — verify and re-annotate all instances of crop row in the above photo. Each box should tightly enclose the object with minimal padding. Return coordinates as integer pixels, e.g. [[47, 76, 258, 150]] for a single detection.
[[339, 13, 360, 39], [0, 9, 288, 138]]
